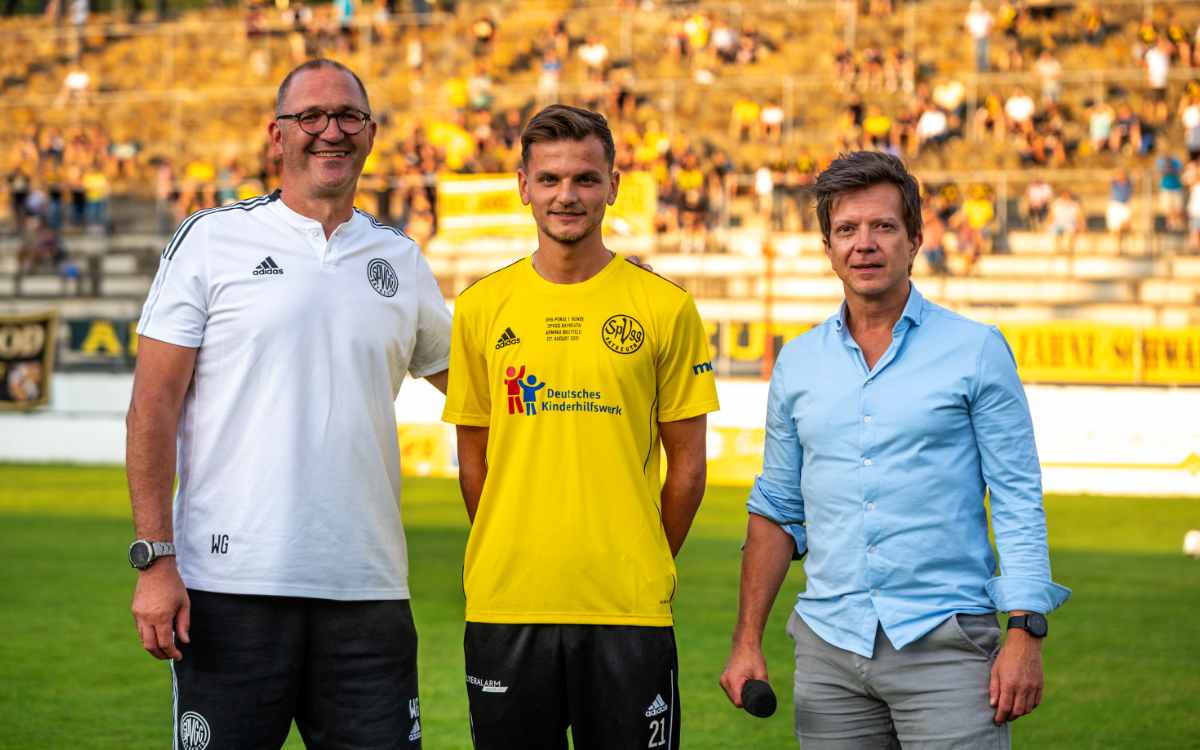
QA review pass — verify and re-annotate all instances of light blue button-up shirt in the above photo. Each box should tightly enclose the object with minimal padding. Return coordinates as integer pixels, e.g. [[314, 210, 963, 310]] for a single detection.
[[748, 285, 1070, 658]]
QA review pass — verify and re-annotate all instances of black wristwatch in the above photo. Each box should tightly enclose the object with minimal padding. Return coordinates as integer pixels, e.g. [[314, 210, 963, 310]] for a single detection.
[[128, 539, 176, 570], [1007, 613, 1048, 638]]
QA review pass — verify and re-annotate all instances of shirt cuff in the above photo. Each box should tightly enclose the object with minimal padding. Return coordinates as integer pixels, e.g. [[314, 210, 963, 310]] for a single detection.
[[441, 409, 489, 426], [747, 476, 807, 558], [410, 357, 450, 379], [985, 575, 1072, 614], [781, 523, 807, 560], [138, 328, 203, 349]]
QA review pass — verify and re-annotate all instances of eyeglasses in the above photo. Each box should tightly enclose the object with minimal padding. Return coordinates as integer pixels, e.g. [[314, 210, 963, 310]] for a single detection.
[[276, 108, 372, 136]]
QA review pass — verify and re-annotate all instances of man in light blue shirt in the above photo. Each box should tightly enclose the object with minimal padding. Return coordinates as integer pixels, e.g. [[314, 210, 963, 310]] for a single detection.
[[720, 151, 1069, 748]]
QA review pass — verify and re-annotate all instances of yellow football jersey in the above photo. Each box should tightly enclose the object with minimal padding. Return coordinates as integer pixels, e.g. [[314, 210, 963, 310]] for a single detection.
[[443, 255, 720, 626]]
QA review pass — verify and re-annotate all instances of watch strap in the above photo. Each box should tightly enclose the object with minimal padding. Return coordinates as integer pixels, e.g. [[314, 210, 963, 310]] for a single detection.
[[1006, 613, 1047, 637], [149, 541, 176, 558], [129, 539, 176, 569]]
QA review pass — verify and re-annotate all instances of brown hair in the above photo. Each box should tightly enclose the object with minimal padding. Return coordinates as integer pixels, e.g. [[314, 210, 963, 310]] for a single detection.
[[815, 151, 922, 242], [520, 104, 615, 169], [276, 59, 370, 116]]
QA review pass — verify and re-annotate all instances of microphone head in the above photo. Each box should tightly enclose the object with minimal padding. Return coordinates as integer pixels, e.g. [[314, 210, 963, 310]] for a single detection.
[[740, 679, 777, 718]]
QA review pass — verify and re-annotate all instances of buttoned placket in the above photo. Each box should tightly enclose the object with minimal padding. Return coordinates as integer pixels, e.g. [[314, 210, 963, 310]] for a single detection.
[[839, 317, 914, 623], [303, 223, 346, 268]]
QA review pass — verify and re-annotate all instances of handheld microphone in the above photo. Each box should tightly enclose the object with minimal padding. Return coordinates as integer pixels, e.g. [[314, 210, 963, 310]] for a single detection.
[[740, 679, 777, 718]]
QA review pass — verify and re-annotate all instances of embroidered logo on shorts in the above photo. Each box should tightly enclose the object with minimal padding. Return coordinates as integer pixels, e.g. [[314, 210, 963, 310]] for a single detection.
[[367, 258, 399, 297], [408, 719, 422, 742], [179, 711, 212, 750], [645, 694, 669, 717]]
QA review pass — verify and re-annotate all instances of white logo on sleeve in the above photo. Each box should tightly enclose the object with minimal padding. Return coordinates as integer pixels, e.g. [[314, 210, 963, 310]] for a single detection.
[[179, 711, 212, 750], [408, 719, 422, 742], [645, 694, 669, 717]]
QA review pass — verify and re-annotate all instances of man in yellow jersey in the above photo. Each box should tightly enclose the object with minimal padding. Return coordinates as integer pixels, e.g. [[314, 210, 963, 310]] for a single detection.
[[442, 104, 719, 749]]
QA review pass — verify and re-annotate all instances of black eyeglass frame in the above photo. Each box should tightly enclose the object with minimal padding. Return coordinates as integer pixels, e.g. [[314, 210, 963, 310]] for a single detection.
[[275, 108, 373, 136]]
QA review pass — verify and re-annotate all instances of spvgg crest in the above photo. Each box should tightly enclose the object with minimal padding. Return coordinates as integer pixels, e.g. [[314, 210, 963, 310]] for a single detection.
[[367, 258, 399, 297], [601, 314, 645, 354], [179, 711, 211, 750]]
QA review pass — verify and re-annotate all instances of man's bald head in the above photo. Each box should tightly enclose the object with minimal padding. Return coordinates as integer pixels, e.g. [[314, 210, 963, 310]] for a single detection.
[[275, 59, 371, 116]]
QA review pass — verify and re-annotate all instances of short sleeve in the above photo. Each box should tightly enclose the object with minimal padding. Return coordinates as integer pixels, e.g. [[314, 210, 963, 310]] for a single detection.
[[408, 252, 452, 378], [441, 293, 492, 426], [137, 214, 210, 348], [655, 294, 720, 422]]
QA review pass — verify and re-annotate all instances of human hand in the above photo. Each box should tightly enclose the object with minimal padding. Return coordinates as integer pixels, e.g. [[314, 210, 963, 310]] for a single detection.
[[989, 629, 1043, 724], [719, 642, 769, 708], [131, 560, 190, 660], [625, 255, 654, 272]]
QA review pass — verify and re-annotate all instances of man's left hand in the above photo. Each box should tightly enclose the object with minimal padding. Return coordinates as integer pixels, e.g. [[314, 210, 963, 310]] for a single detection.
[[989, 629, 1043, 724]]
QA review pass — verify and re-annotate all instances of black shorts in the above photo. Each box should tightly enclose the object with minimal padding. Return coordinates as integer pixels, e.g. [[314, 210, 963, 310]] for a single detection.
[[171, 590, 422, 750], [464, 622, 680, 750]]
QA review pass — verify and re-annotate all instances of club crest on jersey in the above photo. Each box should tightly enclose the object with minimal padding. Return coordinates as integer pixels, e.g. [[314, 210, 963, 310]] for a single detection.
[[367, 258, 398, 297], [179, 711, 211, 750], [601, 314, 645, 354]]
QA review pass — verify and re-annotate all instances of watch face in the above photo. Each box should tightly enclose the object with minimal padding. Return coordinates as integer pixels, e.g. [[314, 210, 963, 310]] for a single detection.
[[1027, 613, 1048, 637], [129, 541, 152, 568]]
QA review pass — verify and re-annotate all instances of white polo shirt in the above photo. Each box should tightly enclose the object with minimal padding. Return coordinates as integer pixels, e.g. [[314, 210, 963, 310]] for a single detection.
[[137, 192, 451, 600]]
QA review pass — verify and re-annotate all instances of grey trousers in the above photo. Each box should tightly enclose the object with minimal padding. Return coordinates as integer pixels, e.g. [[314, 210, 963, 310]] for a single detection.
[[787, 610, 1011, 750]]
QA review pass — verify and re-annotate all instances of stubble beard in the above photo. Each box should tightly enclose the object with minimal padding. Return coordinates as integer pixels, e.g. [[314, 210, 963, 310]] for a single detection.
[[282, 135, 362, 199], [541, 213, 601, 245]]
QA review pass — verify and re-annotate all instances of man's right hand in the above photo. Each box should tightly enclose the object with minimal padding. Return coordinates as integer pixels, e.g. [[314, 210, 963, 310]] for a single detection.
[[131, 560, 190, 660], [719, 642, 769, 708]]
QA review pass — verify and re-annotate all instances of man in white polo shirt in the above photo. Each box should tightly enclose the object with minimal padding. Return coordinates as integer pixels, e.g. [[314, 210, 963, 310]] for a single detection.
[[125, 59, 449, 749]]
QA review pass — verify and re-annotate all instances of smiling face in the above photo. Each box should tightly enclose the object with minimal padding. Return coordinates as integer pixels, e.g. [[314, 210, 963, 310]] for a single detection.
[[824, 181, 922, 306], [517, 136, 619, 248], [268, 66, 376, 202]]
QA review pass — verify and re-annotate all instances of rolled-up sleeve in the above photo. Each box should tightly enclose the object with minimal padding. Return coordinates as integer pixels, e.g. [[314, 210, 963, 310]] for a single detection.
[[973, 328, 1071, 614], [747, 355, 808, 557]]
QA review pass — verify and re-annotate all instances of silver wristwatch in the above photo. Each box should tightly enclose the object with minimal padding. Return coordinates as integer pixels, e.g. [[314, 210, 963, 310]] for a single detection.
[[128, 539, 176, 570]]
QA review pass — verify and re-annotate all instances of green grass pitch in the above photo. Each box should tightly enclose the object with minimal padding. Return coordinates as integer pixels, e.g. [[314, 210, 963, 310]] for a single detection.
[[1, 463, 1197, 748]]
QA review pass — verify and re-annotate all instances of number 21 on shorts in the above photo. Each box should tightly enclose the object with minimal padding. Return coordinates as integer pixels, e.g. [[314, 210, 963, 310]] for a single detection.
[[647, 717, 667, 747]]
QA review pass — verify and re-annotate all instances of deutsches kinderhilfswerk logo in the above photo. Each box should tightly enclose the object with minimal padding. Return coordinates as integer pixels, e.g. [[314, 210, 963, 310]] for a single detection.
[[179, 711, 211, 750], [367, 258, 399, 297], [502, 364, 623, 417], [601, 314, 645, 354]]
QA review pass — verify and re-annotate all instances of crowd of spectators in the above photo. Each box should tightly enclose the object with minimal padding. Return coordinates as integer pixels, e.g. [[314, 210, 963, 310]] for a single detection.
[[5, 0, 1200, 270], [6, 125, 114, 277]]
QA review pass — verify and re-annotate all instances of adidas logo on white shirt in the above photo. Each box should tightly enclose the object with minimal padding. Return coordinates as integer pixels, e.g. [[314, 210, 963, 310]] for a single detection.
[[645, 694, 669, 717], [252, 256, 284, 276], [494, 327, 520, 349]]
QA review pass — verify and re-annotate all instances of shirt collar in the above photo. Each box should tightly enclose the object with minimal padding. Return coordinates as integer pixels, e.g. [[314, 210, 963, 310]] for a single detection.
[[833, 282, 928, 333], [268, 189, 358, 235]]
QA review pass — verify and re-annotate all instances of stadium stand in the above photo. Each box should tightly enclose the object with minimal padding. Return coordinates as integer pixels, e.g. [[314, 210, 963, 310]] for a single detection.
[[2, 0, 1200, 329]]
